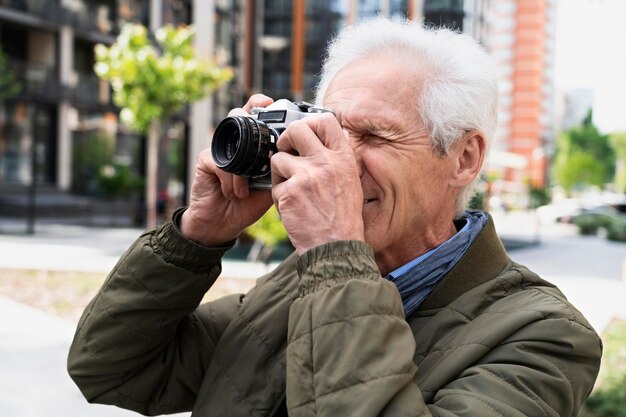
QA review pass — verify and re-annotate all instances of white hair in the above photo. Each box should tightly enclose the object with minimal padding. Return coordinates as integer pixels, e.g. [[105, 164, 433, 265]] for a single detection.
[[314, 19, 498, 217]]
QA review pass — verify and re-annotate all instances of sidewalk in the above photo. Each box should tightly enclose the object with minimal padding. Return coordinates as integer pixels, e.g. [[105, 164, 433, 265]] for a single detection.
[[0, 222, 279, 278], [0, 296, 144, 417], [0, 213, 625, 417]]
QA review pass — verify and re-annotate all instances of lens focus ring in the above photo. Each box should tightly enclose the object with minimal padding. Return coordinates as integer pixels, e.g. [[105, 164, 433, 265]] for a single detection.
[[211, 115, 278, 178]]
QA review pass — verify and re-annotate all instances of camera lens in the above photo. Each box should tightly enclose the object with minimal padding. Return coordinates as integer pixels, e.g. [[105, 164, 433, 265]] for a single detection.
[[211, 115, 278, 178]]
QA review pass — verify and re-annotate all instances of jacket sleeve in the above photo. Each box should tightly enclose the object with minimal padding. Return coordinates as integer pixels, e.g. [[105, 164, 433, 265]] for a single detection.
[[286, 240, 431, 416], [285, 241, 602, 417], [67, 217, 241, 416]]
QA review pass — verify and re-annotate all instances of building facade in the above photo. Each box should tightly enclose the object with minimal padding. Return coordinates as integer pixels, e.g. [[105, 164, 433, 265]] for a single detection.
[[237, 0, 486, 103], [0, 0, 555, 226], [486, 0, 557, 194], [0, 0, 194, 224], [206, 0, 557, 205]]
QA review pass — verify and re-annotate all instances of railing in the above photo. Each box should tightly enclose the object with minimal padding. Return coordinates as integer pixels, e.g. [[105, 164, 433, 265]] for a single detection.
[[69, 71, 111, 107], [7, 59, 63, 103], [0, 0, 120, 34], [64, 1, 116, 35], [0, 0, 66, 24]]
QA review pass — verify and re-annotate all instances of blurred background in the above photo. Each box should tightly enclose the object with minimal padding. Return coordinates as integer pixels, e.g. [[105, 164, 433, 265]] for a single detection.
[[0, 0, 624, 235], [0, 1, 625, 416]]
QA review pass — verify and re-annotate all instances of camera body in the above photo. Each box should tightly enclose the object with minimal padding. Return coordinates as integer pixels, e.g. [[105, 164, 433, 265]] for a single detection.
[[211, 99, 333, 189]]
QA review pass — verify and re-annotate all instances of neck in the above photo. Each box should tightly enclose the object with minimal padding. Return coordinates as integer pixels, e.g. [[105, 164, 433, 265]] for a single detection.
[[375, 221, 458, 276]]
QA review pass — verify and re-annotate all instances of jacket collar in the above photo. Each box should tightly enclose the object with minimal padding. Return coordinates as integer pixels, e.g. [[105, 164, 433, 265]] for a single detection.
[[417, 213, 510, 311]]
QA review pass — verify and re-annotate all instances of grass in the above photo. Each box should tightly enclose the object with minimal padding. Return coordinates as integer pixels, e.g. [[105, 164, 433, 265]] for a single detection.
[[582, 319, 626, 417], [0, 268, 256, 322], [0, 269, 107, 321]]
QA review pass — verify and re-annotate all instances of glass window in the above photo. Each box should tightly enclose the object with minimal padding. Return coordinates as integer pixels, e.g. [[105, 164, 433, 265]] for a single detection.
[[117, 0, 150, 27], [65, 0, 116, 34], [162, 0, 192, 26], [261, 0, 293, 98], [390, 0, 409, 20], [159, 119, 188, 216], [0, 102, 56, 185], [303, 0, 350, 101], [212, 4, 242, 124], [358, 0, 380, 20], [425, 0, 464, 11], [424, 0, 465, 31]]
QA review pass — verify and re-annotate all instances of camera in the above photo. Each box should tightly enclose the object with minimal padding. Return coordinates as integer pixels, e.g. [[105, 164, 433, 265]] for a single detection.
[[211, 99, 333, 189]]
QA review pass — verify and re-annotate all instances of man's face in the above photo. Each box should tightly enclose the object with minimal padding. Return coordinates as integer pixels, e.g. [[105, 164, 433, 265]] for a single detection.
[[322, 55, 460, 275]]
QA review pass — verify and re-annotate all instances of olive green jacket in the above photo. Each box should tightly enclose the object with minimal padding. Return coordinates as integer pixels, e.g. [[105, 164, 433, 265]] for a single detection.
[[68, 214, 601, 417]]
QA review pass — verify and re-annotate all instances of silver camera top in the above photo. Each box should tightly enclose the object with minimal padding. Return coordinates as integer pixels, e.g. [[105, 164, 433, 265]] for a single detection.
[[249, 99, 334, 130]]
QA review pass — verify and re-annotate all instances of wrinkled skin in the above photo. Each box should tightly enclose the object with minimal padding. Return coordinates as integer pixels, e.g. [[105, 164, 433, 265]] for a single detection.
[[182, 54, 486, 275]]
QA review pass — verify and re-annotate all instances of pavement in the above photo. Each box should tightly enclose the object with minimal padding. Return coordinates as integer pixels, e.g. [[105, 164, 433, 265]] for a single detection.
[[0, 211, 625, 417]]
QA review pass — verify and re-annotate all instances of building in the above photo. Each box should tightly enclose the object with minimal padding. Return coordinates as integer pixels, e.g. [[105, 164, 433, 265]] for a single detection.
[[1, 0, 554, 228], [224, 0, 558, 206], [486, 0, 557, 194], [0, 0, 195, 227], [237, 0, 488, 103]]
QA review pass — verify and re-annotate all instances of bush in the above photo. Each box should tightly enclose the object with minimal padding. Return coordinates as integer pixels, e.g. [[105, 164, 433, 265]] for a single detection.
[[468, 191, 484, 211], [97, 163, 143, 198], [585, 374, 626, 417], [528, 185, 551, 209], [584, 320, 626, 416], [607, 215, 626, 242], [574, 214, 612, 235]]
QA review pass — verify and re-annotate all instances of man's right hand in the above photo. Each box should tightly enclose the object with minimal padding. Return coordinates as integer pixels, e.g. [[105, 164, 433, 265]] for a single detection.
[[180, 94, 274, 247]]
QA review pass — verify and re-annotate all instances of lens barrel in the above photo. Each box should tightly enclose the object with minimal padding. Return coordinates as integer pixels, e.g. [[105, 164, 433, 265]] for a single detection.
[[211, 115, 278, 178]]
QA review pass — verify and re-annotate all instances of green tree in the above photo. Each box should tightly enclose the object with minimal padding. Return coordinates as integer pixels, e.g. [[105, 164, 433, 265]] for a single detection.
[[94, 23, 232, 227], [609, 132, 626, 193], [245, 206, 289, 263], [552, 110, 616, 194]]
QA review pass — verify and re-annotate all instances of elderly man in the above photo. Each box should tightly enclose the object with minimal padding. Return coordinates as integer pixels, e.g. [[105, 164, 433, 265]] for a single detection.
[[68, 19, 601, 417]]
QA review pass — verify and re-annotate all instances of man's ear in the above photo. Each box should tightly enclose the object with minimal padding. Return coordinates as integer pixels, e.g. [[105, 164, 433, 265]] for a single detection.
[[449, 130, 487, 188]]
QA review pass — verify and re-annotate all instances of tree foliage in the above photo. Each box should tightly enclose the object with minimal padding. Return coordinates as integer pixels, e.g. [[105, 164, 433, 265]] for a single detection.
[[609, 132, 626, 193], [94, 23, 232, 133], [552, 110, 616, 194], [97, 163, 143, 198], [246, 205, 289, 248]]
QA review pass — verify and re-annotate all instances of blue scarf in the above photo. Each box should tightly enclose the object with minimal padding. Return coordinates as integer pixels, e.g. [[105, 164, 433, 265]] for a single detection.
[[386, 211, 489, 317]]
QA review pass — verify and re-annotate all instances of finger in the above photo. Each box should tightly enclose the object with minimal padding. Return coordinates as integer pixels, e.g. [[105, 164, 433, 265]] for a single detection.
[[277, 120, 323, 156], [304, 112, 351, 152], [196, 148, 220, 177], [214, 169, 236, 200], [270, 152, 301, 187], [232, 175, 249, 199], [227, 94, 274, 117], [228, 107, 248, 117], [278, 113, 346, 156], [243, 94, 274, 113]]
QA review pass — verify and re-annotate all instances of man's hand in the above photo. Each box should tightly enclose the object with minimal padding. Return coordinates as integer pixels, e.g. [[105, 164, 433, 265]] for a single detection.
[[271, 113, 365, 254], [180, 95, 274, 246]]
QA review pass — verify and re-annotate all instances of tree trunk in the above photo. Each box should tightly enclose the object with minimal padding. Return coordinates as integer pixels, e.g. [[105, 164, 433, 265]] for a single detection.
[[146, 120, 160, 229]]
